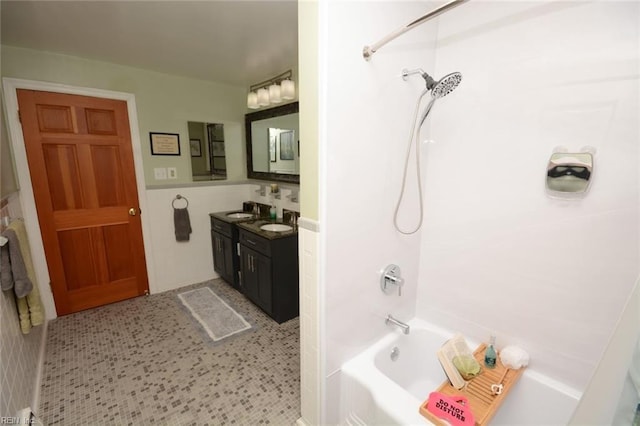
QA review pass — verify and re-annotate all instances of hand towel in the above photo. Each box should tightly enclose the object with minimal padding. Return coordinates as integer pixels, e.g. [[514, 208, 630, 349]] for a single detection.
[[0, 228, 33, 298], [1, 220, 44, 333], [10, 220, 44, 329], [1, 243, 13, 291], [174, 207, 192, 242]]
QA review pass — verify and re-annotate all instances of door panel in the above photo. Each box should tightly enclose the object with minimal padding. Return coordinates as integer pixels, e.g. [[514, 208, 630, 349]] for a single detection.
[[17, 89, 149, 315], [42, 144, 84, 210], [91, 146, 125, 207], [58, 228, 97, 290], [36, 104, 75, 133], [103, 224, 135, 281]]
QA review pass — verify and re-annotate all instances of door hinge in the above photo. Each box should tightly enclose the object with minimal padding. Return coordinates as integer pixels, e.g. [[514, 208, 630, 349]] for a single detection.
[[17, 110, 21, 123]]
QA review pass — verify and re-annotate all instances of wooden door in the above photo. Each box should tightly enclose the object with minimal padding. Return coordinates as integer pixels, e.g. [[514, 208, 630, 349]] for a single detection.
[[17, 89, 149, 315]]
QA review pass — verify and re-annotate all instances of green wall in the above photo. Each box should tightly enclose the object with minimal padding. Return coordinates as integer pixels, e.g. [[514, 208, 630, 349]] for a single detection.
[[1, 45, 247, 186], [1, 97, 18, 197], [298, 1, 319, 221]]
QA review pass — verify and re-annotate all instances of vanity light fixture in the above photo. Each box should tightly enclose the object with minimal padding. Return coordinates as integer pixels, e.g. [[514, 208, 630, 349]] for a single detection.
[[247, 69, 295, 109]]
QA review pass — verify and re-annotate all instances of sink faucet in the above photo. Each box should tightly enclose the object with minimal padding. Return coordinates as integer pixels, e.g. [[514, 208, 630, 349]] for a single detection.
[[386, 314, 410, 335]]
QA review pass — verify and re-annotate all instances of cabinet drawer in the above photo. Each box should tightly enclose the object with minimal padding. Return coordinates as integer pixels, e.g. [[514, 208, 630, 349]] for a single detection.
[[211, 218, 232, 237], [239, 230, 271, 257]]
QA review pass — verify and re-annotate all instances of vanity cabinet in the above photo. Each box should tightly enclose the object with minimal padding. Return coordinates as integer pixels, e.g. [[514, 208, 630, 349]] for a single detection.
[[238, 227, 298, 324], [210, 217, 241, 291]]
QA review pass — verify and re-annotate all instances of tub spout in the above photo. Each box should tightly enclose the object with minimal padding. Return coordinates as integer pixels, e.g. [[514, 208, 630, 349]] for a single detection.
[[386, 315, 410, 334]]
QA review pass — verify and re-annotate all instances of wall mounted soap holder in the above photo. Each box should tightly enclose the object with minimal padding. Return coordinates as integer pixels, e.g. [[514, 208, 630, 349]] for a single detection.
[[546, 146, 595, 199]]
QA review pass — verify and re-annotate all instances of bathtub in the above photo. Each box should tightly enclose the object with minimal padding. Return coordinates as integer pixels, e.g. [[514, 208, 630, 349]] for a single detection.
[[340, 318, 581, 425]]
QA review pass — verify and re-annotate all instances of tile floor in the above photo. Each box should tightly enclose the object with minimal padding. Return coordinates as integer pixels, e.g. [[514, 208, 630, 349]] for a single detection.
[[38, 279, 300, 425]]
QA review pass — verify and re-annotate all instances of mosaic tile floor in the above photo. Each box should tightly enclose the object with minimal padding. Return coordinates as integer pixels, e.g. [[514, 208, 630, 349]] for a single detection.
[[38, 279, 300, 425]]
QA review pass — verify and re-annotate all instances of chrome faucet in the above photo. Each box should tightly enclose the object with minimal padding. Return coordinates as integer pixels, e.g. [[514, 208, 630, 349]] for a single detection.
[[386, 314, 410, 335]]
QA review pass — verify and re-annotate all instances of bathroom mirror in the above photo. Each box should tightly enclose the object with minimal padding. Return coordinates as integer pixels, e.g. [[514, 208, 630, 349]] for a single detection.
[[245, 102, 299, 183], [188, 122, 227, 181]]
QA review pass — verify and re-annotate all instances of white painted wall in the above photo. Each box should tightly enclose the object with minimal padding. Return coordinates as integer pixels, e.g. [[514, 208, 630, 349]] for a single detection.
[[415, 0, 639, 392], [319, 0, 439, 421]]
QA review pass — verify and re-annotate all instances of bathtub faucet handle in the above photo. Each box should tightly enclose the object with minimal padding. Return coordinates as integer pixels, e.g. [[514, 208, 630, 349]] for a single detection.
[[381, 264, 404, 296]]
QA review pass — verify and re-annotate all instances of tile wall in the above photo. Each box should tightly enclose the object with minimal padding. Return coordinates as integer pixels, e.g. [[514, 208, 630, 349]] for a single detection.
[[298, 221, 320, 425], [0, 194, 46, 418], [0, 288, 44, 417]]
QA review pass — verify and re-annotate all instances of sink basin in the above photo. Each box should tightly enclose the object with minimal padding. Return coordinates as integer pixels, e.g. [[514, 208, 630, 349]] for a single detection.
[[226, 212, 253, 219], [260, 224, 293, 232]]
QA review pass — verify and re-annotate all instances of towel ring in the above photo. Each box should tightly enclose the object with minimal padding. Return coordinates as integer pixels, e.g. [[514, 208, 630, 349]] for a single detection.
[[172, 194, 189, 209]]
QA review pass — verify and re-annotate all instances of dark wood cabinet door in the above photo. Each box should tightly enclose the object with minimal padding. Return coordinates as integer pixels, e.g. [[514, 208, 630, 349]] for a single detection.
[[221, 235, 235, 283], [240, 246, 258, 304], [213, 231, 235, 284], [254, 251, 272, 314], [240, 246, 272, 314]]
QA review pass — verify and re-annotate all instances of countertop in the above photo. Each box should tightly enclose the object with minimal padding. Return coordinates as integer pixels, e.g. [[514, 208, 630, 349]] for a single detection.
[[236, 219, 298, 240], [210, 210, 298, 240], [209, 210, 256, 224]]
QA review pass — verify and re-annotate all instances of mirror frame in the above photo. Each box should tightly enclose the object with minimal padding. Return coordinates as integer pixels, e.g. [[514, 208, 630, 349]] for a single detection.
[[245, 101, 299, 184]]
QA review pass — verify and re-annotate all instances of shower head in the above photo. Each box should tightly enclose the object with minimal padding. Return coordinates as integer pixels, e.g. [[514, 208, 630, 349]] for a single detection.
[[429, 72, 462, 99], [401, 68, 462, 98], [415, 72, 462, 128]]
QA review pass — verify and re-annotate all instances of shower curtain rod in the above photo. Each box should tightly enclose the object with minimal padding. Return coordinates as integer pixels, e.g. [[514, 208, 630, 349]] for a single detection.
[[362, 0, 469, 61]]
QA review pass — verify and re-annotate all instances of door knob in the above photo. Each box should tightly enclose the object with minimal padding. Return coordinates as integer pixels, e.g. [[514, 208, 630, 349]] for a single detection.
[[128, 208, 138, 216]]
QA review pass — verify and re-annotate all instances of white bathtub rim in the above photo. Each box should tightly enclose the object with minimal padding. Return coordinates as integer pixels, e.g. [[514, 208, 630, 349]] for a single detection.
[[340, 318, 473, 425], [342, 353, 427, 425], [342, 316, 583, 401]]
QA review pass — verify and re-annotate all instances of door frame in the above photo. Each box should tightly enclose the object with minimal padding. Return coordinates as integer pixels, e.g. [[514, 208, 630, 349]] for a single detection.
[[2, 77, 157, 319]]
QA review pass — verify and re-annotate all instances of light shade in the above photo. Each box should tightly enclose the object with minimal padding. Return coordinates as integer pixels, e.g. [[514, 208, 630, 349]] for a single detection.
[[257, 88, 270, 106], [281, 79, 295, 100], [268, 83, 282, 104], [247, 92, 259, 109]]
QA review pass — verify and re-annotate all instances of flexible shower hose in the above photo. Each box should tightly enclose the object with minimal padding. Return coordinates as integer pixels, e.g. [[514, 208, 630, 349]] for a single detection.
[[393, 89, 436, 235]]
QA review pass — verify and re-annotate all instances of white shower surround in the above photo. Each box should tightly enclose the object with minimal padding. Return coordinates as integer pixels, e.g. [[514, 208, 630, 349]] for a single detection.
[[416, 0, 639, 391], [317, 0, 639, 422]]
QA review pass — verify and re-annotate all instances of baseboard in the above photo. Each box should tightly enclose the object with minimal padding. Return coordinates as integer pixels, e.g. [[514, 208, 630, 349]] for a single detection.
[[296, 417, 310, 426], [31, 318, 48, 416]]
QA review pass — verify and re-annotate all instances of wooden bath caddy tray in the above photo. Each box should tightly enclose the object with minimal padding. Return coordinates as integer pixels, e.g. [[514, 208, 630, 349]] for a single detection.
[[419, 343, 525, 425]]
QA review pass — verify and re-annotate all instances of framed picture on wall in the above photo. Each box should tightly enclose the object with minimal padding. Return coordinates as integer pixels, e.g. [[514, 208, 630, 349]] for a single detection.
[[190, 139, 201, 157], [270, 135, 277, 162], [150, 132, 180, 156], [279, 130, 295, 160]]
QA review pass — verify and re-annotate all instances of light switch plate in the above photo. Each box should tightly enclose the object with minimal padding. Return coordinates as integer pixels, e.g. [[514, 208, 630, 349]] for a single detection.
[[154, 167, 167, 180], [167, 167, 177, 179]]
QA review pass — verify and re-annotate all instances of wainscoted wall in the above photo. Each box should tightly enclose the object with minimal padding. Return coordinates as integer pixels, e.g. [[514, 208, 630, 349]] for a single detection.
[[0, 194, 46, 418], [144, 184, 252, 294], [145, 183, 300, 294]]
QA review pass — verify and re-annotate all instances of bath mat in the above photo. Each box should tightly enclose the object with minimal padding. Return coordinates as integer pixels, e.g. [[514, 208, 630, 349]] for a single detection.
[[177, 286, 252, 343]]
